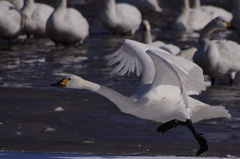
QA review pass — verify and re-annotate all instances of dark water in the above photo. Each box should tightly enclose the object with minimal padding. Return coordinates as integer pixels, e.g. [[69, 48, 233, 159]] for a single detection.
[[0, 0, 240, 158]]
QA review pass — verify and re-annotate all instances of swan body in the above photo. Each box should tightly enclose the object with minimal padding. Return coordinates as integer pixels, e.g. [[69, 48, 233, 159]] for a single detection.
[[141, 19, 180, 55], [193, 0, 232, 22], [46, 0, 89, 45], [0, 1, 24, 40], [116, 0, 162, 13], [9, 0, 24, 9], [52, 39, 230, 123], [22, 0, 54, 37], [172, 0, 213, 32], [101, 0, 142, 35], [193, 17, 240, 85], [52, 39, 230, 155]]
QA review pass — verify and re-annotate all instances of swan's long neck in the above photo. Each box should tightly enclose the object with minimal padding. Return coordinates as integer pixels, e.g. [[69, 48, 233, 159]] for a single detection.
[[142, 27, 152, 44], [176, 0, 190, 24], [21, 0, 34, 17], [103, 0, 117, 17], [79, 79, 129, 109], [54, 0, 67, 18], [199, 21, 217, 42], [192, 0, 201, 8]]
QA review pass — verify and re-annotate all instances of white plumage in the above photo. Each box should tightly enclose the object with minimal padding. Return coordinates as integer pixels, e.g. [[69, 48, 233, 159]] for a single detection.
[[9, 0, 24, 9], [21, 0, 54, 37], [172, 0, 214, 32], [101, 0, 142, 35], [193, 0, 232, 22], [53, 39, 230, 123], [52, 39, 230, 155], [0, 1, 24, 40], [116, 0, 162, 13], [141, 19, 180, 55], [46, 0, 89, 45], [193, 16, 240, 85]]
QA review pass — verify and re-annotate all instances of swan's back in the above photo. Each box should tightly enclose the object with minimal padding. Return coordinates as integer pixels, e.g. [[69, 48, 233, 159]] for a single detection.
[[101, 0, 142, 35], [200, 5, 232, 22], [46, 0, 89, 45], [117, 0, 162, 13], [23, 3, 54, 35]]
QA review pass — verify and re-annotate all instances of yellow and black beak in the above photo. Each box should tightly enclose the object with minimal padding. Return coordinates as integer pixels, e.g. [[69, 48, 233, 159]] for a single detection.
[[226, 22, 237, 30], [51, 78, 69, 87]]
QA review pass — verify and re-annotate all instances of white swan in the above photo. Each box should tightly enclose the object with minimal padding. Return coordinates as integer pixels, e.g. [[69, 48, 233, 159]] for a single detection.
[[51, 39, 231, 156], [21, 0, 54, 38], [0, 1, 24, 40], [141, 19, 180, 55], [192, 0, 232, 22], [101, 0, 142, 35], [46, 0, 89, 45], [172, 0, 213, 32], [193, 16, 240, 85], [116, 0, 162, 13], [141, 19, 197, 59]]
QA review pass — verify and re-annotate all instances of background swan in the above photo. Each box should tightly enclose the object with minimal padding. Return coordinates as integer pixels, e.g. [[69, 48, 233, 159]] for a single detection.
[[101, 0, 142, 35], [141, 19, 197, 59], [0, 1, 24, 40], [193, 16, 240, 85], [172, 0, 214, 32], [192, 0, 232, 22], [116, 0, 162, 13], [21, 0, 54, 38], [46, 0, 89, 45], [52, 39, 230, 156], [141, 19, 180, 55]]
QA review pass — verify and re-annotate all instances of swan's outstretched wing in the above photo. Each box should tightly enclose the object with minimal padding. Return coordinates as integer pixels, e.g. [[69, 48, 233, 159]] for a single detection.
[[146, 49, 206, 108], [105, 39, 170, 85]]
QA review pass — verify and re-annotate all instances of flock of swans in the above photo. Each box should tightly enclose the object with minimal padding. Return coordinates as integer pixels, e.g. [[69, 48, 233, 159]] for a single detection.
[[1, 0, 240, 156]]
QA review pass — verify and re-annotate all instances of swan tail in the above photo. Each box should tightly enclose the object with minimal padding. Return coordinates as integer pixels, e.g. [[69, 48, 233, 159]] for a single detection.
[[189, 104, 231, 123]]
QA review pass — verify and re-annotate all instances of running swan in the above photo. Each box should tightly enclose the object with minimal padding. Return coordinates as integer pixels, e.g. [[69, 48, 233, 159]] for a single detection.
[[193, 17, 240, 85], [51, 39, 231, 156]]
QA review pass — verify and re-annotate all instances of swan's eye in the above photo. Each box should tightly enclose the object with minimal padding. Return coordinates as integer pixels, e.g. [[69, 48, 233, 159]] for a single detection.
[[68, 78, 71, 80]]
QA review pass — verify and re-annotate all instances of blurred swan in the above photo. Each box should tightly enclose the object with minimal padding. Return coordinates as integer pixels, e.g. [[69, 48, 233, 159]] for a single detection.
[[141, 19, 180, 55], [192, 0, 232, 22], [21, 0, 54, 38], [101, 0, 142, 35], [9, 0, 24, 9], [116, 0, 162, 13], [172, 0, 213, 32], [231, 0, 240, 38], [46, 0, 89, 45], [193, 17, 240, 85], [142, 19, 196, 59], [52, 39, 230, 156], [0, 1, 24, 40]]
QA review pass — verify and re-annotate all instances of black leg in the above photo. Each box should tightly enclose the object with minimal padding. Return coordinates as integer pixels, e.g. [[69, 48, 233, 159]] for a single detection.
[[157, 119, 208, 156], [211, 77, 215, 86], [229, 78, 233, 86]]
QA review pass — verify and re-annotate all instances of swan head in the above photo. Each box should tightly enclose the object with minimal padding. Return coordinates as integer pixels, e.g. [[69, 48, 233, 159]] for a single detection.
[[51, 74, 85, 89], [141, 19, 151, 32], [210, 17, 236, 31]]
